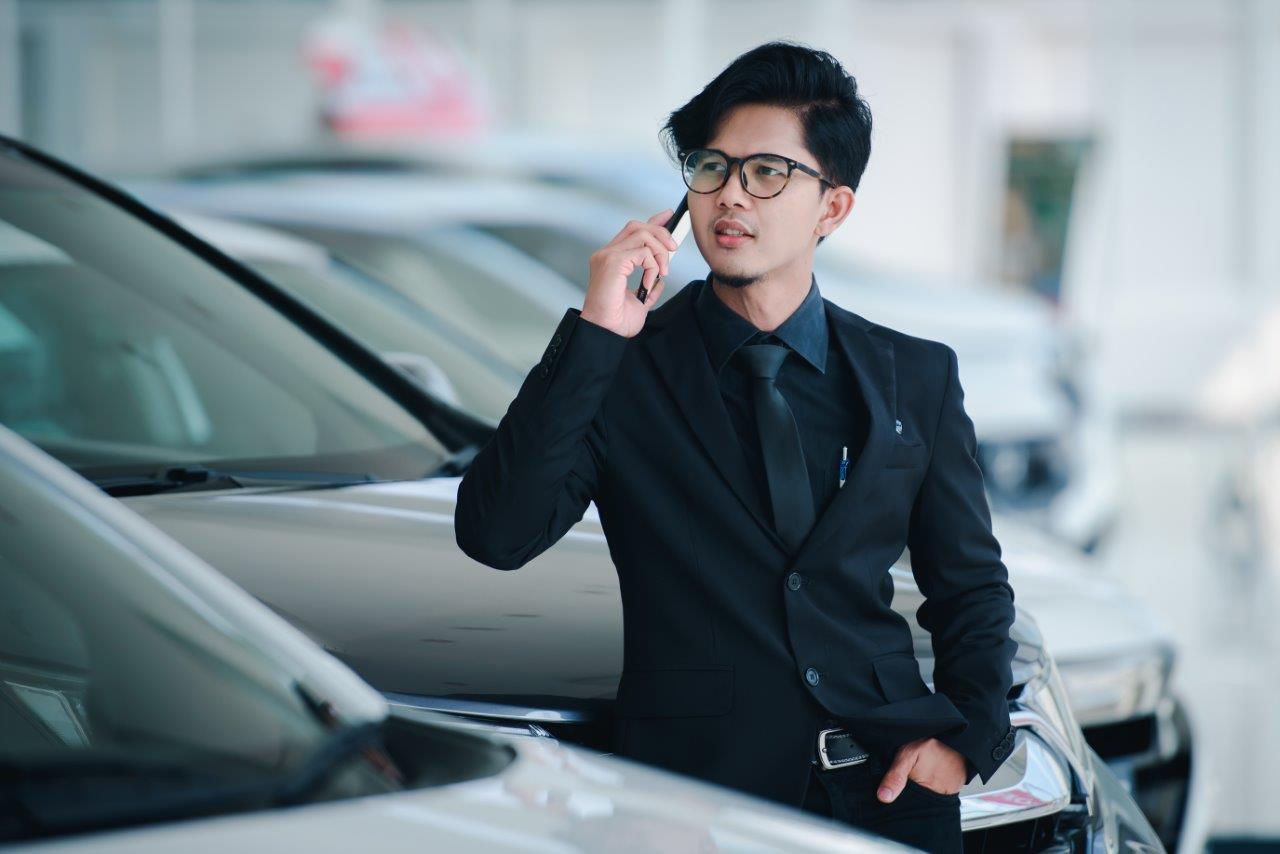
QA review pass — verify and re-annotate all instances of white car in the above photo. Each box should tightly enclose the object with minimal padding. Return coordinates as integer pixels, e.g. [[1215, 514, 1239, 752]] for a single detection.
[[124, 173, 693, 375], [0, 422, 919, 852]]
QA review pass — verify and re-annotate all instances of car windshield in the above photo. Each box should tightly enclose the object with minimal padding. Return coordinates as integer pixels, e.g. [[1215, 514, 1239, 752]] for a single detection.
[[247, 254, 520, 423], [0, 146, 449, 485], [0, 436, 398, 841], [474, 223, 598, 293], [282, 224, 567, 373], [472, 220, 707, 303]]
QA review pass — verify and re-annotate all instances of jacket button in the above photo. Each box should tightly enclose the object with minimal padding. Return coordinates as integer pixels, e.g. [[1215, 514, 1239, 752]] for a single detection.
[[539, 365, 551, 378], [787, 572, 802, 591], [551, 333, 563, 347], [804, 667, 820, 686], [992, 730, 1014, 761]]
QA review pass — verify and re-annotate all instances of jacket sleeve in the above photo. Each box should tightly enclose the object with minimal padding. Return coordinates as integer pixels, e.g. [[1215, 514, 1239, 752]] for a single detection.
[[455, 308, 629, 570], [906, 343, 1018, 785]]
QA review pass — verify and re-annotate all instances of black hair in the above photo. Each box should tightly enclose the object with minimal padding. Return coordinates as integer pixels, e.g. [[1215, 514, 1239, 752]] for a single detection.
[[660, 41, 872, 246]]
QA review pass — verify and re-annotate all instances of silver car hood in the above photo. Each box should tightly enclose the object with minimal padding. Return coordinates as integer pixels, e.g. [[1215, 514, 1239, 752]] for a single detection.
[[123, 477, 623, 705], [20, 711, 904, 853], [121, 476, 1063, 709]]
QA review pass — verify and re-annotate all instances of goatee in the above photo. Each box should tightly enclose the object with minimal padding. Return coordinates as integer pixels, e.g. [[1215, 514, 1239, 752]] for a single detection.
[[709, 270, 760, 289]]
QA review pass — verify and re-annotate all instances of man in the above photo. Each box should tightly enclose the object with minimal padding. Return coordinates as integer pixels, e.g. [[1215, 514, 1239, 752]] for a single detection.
[[456, 41, 1017, 851]]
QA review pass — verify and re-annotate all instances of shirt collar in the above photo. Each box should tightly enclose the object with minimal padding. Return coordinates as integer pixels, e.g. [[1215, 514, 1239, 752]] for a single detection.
[[694, 272, 829, 375]]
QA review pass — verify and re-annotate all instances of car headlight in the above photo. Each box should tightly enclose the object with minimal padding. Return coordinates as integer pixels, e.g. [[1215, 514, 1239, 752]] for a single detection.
[[957, 657, 1094, 844], [978, 437, 1070, 506], [1011, 655, 1093, 799], [1054, 644, 1174, 728]]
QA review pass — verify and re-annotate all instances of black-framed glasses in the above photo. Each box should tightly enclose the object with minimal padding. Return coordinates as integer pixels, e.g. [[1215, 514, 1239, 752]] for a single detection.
[[680, 147, 836, 198]]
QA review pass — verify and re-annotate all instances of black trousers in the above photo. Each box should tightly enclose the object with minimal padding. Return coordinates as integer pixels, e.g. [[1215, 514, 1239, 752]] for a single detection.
[[800, 751, 964, 853]]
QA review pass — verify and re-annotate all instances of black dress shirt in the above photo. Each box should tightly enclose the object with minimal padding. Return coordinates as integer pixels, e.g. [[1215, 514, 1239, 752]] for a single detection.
[[694, 273, 868, 529]]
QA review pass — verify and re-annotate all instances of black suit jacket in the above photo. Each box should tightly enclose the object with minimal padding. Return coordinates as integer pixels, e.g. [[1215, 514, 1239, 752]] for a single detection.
[[456, 279, 1018, 807]]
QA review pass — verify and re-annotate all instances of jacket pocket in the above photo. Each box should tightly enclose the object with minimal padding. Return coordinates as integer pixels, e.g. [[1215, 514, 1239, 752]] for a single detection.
[[615, 664, 734, 718], [903, 777, 961, 802], [871, 653, 931, 702]]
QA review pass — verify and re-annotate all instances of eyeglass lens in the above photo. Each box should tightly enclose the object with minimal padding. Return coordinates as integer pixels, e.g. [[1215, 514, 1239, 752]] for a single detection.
[[682, 150, 792, 198]]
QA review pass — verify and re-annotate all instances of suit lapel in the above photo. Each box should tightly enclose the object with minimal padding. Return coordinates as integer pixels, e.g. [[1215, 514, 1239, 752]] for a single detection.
[[792, 307, 897, 571], [641, 287, 895, 562], [644, 291, 787, 554]]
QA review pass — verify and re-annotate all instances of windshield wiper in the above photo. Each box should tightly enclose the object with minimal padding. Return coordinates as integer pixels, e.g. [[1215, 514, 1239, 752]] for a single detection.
[[0, 722, 388, 842], [92, 465, 378, 497], [426, 444, 481, 478]]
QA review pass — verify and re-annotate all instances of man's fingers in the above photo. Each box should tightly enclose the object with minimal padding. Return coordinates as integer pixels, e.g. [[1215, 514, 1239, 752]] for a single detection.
[[655, 223, 678, 251], [616, 215, 679, 254], [637, 247, 661, 293], [610, 217, 663, 248], [628, 224, 677, 260], [647, 208, 673, 225], [638, 212, 679, 251], [877, 750, 917, 803], [639, 233, 671, 277], [614, 245, 659, 295], [615, 231, 670, 278], [608, 219, 643, 245], [644, 278, 666, 307]]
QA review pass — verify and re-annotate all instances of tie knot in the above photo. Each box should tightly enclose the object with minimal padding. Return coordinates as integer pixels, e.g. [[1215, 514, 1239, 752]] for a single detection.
[[736, 342, 789, 380]]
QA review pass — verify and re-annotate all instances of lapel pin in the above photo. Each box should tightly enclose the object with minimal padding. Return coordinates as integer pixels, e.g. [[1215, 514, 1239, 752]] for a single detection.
[[895, 419, 903, 435]]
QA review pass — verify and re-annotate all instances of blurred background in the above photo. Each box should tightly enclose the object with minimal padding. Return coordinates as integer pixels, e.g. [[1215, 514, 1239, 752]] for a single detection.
[[2, 0, 1278, 849]]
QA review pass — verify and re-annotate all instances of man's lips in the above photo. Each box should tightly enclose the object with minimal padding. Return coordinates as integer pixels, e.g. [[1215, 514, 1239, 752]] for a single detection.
[[714, 219, 753, 236], [714, 232, 753, 248]]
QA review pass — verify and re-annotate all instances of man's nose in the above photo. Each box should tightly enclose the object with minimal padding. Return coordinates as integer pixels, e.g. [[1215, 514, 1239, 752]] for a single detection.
[[715, 161, 752, 208]]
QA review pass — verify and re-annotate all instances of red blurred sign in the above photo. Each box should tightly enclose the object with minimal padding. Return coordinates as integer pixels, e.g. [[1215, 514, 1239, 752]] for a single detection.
[[304, 17, 488, 139]]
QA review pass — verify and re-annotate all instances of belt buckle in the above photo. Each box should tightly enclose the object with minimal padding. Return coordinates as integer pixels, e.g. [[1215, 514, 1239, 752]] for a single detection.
[[817, 726, 870, 770]]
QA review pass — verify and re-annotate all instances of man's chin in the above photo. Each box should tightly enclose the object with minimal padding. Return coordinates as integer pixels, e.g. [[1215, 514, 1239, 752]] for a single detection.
[[709, 268, 762, 289]]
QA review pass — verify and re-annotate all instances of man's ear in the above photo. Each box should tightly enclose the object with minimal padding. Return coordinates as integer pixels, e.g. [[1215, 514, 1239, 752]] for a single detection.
[[816, 186, 856, 238]]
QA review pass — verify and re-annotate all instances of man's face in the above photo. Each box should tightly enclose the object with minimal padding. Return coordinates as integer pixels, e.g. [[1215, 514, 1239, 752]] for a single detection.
[[687, 103, 843, 289]]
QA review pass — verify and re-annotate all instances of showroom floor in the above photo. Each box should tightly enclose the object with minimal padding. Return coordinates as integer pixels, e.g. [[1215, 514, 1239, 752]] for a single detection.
[[1097, 423, 1280, 843]]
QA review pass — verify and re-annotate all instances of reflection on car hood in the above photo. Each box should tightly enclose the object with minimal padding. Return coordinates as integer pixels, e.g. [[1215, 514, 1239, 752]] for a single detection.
[[31, 714, 902, 853], [123, 478, 622, 706], [123, 477, 1048, 705]]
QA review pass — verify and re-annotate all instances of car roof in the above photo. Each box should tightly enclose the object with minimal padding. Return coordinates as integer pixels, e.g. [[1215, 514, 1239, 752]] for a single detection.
[[169, 211, 332, 271], [130, 173, 641, 233]]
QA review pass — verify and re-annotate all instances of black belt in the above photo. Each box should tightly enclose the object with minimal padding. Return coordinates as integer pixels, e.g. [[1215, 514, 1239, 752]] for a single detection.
[[815, 723, 871, 771]]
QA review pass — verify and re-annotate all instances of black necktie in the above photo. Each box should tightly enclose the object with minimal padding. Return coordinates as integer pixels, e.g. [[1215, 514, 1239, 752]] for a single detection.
[[736, 342, 816, 553]]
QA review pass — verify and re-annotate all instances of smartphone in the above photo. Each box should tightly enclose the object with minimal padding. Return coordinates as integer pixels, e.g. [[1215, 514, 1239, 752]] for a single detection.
[[637, 195, 690, 304]]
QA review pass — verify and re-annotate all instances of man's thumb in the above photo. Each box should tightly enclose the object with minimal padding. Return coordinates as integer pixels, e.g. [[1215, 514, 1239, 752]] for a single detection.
[[877, 754, 913, 803]]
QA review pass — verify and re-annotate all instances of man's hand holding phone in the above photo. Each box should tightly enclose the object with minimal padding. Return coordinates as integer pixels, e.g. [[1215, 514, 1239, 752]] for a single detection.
[[580, 209, 681, 338]]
